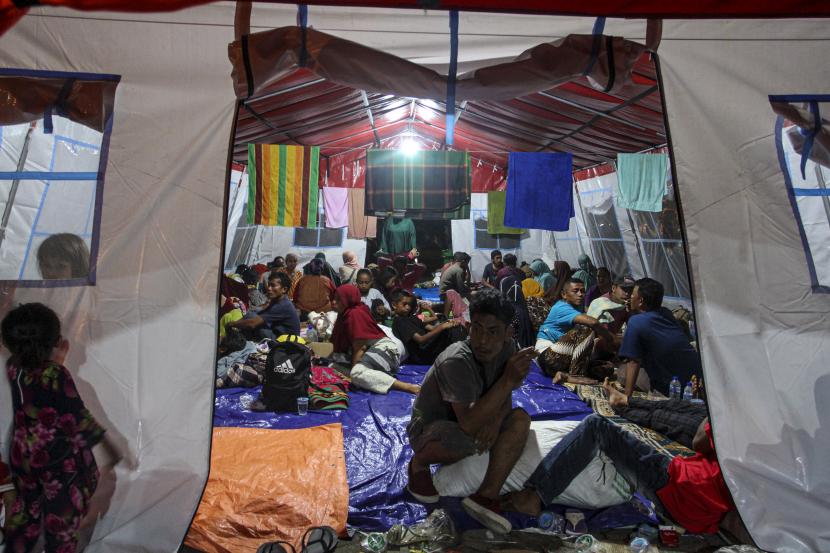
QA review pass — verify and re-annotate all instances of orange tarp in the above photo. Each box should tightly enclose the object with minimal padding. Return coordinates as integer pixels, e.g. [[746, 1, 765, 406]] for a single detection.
[[185, 424, 348, 553]]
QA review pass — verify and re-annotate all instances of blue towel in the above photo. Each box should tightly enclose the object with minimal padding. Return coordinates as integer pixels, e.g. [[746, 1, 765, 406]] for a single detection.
[[504, 152, 574, 231], [616, 153, 668, 212]]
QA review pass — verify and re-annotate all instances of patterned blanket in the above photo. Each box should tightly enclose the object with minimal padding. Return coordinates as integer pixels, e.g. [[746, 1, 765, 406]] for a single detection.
[[565, 383, 695, 459]]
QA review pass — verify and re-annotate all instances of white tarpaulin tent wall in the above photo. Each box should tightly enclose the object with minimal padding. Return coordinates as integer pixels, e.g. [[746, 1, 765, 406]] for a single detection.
[[0, 4, 829, 552]]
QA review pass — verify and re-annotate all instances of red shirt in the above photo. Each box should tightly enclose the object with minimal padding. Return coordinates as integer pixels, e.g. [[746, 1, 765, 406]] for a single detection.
[[656, 423, 733, 533]]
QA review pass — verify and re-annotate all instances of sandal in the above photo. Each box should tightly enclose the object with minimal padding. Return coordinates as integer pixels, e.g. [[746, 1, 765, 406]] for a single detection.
[[300, 526, 338, 553], [256, 541, 296, 553]]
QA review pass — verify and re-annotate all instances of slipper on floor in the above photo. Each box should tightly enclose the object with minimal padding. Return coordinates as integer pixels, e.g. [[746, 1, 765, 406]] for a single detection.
[[256, 541, 296, 553], [301, 526, 338, 553]]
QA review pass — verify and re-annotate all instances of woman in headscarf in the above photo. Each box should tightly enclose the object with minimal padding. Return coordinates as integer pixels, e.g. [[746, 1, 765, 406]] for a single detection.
[[530, 259, 555, 294], [339, 251, 362, 285], [521, 278, 544, 299], [331, 285, 420, 394], [572, 254, 598, 291], [305, 252, 342, 287], [545, 261, 572, 305], [499, 274, 535, 348], [293, 258, 336, 319]]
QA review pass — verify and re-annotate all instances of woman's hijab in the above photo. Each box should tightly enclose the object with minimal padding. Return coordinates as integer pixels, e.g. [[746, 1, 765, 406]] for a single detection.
[[572, 254, 597, 290], [530, 259, 555, 293], [522, 278, 544, 298], [330, 284, 384, 353], [342, 251, 360, 269], [307, 257, 324, 276], [547, 260, 572, 303]]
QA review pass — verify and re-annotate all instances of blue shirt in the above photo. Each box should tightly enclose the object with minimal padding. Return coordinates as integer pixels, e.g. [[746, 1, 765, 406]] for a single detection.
[[537, 300, 582, 343], [256, 296, 301, 337], [619, 307, 702, 396]]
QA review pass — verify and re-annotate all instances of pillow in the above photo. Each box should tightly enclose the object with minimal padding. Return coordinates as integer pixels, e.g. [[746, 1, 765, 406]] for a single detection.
[[432, 420, 632, 509]]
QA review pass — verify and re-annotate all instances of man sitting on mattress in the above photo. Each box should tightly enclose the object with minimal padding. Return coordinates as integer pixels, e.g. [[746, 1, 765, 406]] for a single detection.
[[618, 277, 701, 397], [505, 414, 734, 535], [406, 288, 537, 534]]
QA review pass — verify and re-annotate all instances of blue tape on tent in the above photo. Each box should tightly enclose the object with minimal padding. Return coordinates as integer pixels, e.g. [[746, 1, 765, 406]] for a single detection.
[[297, 4, 309, 68], [214, 362, 592, 530], [445, 10, 459, 147], [583, 17, 606, 76]]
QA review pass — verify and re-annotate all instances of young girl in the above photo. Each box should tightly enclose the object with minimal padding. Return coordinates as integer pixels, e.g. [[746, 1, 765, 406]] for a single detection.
[[2, 302, 104, 553]]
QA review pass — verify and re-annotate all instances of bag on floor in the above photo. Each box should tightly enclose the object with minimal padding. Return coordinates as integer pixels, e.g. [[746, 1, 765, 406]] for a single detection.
[[261, 335, 312, 412], [308, 366, 350, 410]]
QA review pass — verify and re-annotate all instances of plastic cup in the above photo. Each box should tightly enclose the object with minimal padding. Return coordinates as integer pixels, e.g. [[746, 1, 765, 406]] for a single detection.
[[297, 397, 309, 415]]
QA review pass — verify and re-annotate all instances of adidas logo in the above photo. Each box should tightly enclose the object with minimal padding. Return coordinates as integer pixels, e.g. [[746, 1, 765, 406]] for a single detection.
[[271, 359, 295, 374]]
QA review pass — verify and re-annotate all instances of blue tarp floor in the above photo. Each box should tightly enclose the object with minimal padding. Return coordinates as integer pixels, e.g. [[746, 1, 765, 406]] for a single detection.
[[214, 362, 656, 532]]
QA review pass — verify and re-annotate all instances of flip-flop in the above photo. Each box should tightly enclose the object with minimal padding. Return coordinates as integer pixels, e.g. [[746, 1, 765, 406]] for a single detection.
[[300, 526, 338, 553], [256, 541, 296, 553]]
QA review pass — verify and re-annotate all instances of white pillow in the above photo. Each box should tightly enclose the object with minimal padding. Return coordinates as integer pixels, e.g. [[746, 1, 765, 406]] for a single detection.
[[432, 420, 632, 509]]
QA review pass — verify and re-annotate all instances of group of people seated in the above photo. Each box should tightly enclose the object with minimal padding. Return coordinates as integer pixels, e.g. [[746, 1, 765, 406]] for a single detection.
[[217, 247, 733, 539], [406, 289, 732, 539], [216, 249, 466, 395]]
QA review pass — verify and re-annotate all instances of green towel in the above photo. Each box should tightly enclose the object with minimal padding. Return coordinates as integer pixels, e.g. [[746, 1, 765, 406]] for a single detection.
[[616, 153, 668, 212], [487, 191, 523, 234]]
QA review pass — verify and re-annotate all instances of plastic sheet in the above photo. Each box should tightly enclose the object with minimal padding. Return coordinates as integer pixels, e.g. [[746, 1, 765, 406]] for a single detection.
[[214, 363, 591, 531], [412, 287, 441, 303], [184, 425, 349, 553]]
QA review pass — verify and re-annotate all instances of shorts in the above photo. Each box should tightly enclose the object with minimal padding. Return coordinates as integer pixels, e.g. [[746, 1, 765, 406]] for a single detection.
[[408, 419, 477, 457]]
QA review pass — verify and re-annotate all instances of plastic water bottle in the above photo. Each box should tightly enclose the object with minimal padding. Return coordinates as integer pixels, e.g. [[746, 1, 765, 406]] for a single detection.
[[683, 381, 693, 401], [537, 511, 566, 533], [669, 377, 681, 399], [629, 536, 650, 553]]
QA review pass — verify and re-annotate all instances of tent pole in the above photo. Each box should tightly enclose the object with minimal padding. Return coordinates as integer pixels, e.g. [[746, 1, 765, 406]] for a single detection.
[[0, 121, 36, 250]]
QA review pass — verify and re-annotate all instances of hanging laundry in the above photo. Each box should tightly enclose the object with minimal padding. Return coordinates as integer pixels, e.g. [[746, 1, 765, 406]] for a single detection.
[[504, 152, 574, 231], [487, 190, 522, 234], [347, 187, 377, 239], [247, 144, 320, 227], [364, 150, 470, 217], [615, 152, 668, 212], [322, 186, 349, 228]]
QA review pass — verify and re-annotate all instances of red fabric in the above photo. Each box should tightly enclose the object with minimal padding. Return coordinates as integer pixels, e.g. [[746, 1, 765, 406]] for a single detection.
[[656, 423, 734, 533], [330, 285, 385, 353], [251, 263, 269, 275], [260, 1, 830, 18]]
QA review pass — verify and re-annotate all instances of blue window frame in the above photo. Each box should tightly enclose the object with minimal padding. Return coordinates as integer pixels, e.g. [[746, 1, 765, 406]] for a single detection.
[[0, 68, 119, 287], [772, 94, 830, 293]]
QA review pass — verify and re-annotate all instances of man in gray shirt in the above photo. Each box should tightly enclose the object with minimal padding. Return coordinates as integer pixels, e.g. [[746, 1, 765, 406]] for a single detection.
[[406, 289, 537, 534], [438, 251, 472, 299]]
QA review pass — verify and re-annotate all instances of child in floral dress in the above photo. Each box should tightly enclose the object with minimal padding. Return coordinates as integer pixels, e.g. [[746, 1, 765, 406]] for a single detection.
[[2, 303, 104, 553]]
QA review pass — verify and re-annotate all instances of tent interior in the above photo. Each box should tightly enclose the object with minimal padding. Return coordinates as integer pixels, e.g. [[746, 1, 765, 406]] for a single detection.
[[0, 3, 829, 553]]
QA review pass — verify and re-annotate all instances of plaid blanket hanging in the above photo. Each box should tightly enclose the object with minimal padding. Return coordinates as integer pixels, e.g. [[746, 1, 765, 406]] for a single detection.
[[365, 150, 471, 217], [247, 144, 320, 227]]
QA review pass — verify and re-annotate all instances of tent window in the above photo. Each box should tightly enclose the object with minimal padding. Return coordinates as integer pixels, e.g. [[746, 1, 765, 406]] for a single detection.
[[0, 69, 119, 286], [630, 196, 690, 299], [772, 96, 830, 292], [472, 210, 520, 250], [293, 227, 344, 249], [577, 188, 631, 278], [225, 226, 258, 270]]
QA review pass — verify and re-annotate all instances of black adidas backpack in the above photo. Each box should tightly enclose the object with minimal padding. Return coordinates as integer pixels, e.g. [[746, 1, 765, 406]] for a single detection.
[[261, 335, 312, 412]]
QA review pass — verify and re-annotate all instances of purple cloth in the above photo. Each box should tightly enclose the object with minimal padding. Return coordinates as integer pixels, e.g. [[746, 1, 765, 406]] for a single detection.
[[504, 152, 574, 231]]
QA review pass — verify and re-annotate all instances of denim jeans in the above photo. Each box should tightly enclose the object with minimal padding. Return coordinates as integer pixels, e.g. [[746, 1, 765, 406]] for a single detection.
[[526, 413, 671, 508]]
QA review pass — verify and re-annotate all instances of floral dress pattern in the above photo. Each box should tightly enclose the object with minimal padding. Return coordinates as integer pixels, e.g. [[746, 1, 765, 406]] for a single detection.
[[5, 361, 104, 553]]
